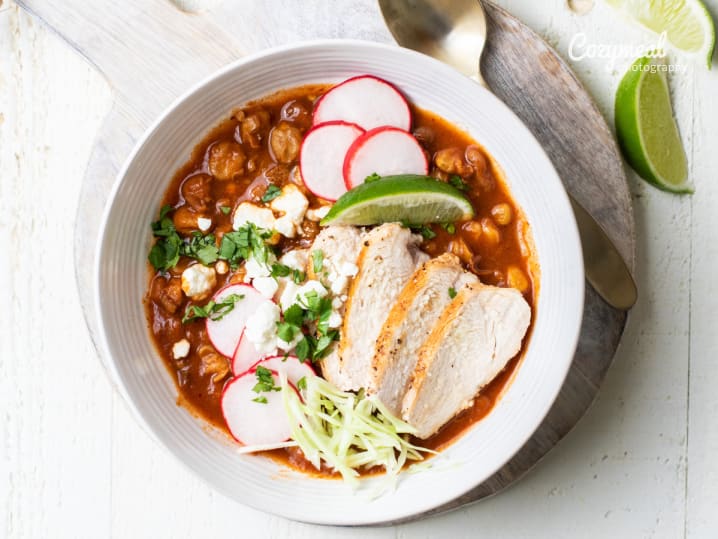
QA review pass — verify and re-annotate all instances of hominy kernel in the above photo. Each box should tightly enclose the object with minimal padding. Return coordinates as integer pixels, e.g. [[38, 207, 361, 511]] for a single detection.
[[480, 218, 501, 244], [491, 203, 513, 226]]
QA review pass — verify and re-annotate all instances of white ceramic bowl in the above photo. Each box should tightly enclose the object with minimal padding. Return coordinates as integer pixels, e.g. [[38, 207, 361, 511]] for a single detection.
[[95, 40, 584, 525]]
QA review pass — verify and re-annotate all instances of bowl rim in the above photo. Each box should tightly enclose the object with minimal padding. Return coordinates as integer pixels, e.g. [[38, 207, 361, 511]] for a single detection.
[[93, 38, 584, 525]]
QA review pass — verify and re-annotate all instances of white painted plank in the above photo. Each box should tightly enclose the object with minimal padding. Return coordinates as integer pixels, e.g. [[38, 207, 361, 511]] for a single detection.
[[0, 4, 113, 538], [686, 1, 718, 535]]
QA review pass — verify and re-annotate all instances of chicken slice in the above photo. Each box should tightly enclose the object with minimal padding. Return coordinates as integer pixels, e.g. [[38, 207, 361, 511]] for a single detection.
[[369, 254, 478, 415], [306, 226, 364, 388], [328, 223, 428, 391], [401, 282, 531, 439]]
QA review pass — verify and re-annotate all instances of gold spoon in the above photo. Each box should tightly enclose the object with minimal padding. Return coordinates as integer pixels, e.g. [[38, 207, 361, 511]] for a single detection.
[[379, 0, 638, 310]]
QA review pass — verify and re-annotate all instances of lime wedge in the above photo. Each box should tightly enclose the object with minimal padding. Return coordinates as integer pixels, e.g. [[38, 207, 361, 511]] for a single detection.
[[605, 0, 715, 67], [615, 55, 691, 194], [320, 175, 475, 226]]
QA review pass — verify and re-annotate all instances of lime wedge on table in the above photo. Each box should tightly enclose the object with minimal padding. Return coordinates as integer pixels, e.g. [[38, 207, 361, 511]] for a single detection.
[[605, 0, 715, 67], [320, 175, 475, 226], [615, 55, 691, 193]]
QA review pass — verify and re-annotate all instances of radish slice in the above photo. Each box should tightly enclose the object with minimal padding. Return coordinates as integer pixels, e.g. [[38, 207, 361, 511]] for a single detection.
[[206, 283, 272, 357], [221, 369, 298, 445], [343, 126, 429, 189], [313, 75, 411, 131], [299, 121, 364, 201], [231, 328, 264, 376], [251, 355, 316, 387]]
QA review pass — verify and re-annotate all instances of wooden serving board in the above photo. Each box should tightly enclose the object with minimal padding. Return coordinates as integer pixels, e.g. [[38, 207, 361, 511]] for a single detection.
[[17, 0, 634, 523]]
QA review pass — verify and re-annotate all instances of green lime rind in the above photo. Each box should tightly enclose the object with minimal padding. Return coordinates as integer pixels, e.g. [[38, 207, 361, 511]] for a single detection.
[[321, 175, 475, 226], [605, 0, 715, 68], [697, 0, 716, 68], [615, 55, 692, 194]]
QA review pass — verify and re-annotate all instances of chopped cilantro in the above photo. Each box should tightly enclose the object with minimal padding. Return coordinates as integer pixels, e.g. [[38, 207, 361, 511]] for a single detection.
[[181, 293, 244, 324], [148, 205, 220, 271], [315, 331, 339, 356], [261, 184, 282, 203], [218, 223, 273, 269], [148, 234, 181, 271], [312, 250, 324, 274], [449, 175, 469, 191], [252, 366, 280, 396], [283, 304, 305, 326], [364, 172, 382, 183], [277, 321, 300, 343], [271, 263, 292, 278], [441, 222, 456, 234], [270, 263, 305, 284], [297, 376, 307, 390], [448, 287, 457, 299], [412, 224, 436, 240], [295, 337, 311, 363], [252, 396, 268, 404], [219, 205, 232, 215], [148, 206, 181, 270], [292, 269, 306, 284], [181, 232, 219, 265]]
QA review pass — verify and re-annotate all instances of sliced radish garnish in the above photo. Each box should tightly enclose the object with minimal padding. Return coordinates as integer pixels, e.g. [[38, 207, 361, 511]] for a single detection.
[[231, 328, 264, 376], [206, 283, 273, 357], [343, 126, 429, 189], [252, 355, 316, 387], [299, 121, 364, 201], [313, 75, 411, 131], [221, 369, 298, 445]]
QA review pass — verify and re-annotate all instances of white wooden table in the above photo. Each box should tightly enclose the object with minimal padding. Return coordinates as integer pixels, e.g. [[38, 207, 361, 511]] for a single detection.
[[2, 0, 717, 537]]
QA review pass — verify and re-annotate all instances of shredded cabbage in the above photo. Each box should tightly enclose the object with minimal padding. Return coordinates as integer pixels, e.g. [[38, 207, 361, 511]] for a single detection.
[[279, 372, 434, 489]]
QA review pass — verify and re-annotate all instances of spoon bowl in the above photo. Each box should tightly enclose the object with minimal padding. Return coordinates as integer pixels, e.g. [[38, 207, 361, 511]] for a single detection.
[[379, 0, 488, 85]]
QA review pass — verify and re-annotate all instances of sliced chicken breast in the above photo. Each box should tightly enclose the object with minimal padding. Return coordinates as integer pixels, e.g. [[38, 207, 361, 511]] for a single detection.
[[306, 225, 364, 281], [308, 226, 365, 389], [330, 223, 428, 391], [402, 282, 531, 439], [369, 254, 478, 415]]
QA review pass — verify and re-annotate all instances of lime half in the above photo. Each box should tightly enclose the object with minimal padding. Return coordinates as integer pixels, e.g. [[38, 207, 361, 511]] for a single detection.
[[606, 0, 715, 67], [321, 175, 475, 226], [615, 55, 691, 193]]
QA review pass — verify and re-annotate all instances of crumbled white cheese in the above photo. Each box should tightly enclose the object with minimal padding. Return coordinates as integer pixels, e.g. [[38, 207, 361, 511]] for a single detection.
[[329, 274, 349, 296], [306, 205, 331, 222], [244, 301, 281, 356], [279, 281, 301, 311], [215, 260, 229, 275], [271, 184, 309, 222], [253, 276, 279, 299], [273, 215, 296, 237], [181, 264, 217, 300], [279, 279, 328, 310], [172, 339, 190, 359], [232, 202, 276, 232], [339, 262, 359, 277], [270, 184, 308, 237], [197, 217, 212, 232], [280, 249, 309, 272], [243, 255, 274, 282], [295, 280, 328, 307], [327, 311, 343, 329], [232, 188, 308, 239], [331, 297, 344, 310]]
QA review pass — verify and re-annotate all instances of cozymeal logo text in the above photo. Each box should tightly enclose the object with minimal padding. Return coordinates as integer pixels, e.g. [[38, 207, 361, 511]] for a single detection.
[[568, 31, 687, 73]]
